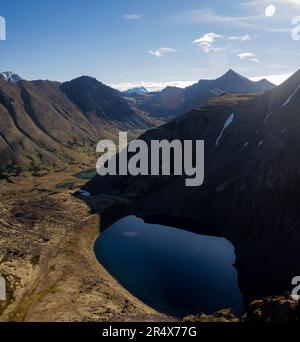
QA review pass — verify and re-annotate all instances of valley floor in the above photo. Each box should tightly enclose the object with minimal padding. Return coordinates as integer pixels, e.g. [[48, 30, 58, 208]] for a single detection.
[[0, 169, 170, 322]]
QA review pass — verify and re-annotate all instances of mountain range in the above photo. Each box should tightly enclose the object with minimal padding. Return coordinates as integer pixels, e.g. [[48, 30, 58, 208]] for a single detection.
[[0, 69, 274, 176], [0, 75, 158, 175], [124, 70, 275, 119]]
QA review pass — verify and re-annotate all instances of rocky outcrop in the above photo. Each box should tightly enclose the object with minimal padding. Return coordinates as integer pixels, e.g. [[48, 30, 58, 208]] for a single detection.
[[183, 296, 300, 322]]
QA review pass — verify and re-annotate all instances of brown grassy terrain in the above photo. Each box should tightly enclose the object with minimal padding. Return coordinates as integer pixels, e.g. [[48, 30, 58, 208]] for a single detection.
[[0, 167, 171, 322]]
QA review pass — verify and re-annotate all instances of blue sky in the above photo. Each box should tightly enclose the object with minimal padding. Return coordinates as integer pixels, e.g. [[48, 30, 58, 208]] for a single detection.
[[0, 0, 300, 90]]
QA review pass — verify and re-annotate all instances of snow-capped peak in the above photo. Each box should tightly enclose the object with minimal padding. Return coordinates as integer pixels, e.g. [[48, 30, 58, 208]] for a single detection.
[[0, 71, 23, 83], [281, 84, 300, 108], [124, 87, 148, 95]]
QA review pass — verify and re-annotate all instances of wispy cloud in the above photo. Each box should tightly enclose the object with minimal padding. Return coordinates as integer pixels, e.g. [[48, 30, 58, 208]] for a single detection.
[[194, 33, 252, 53], [172, 7, 291, 33], [172, 8, 263, 26], [238, 52, 259, 62], [123, 14, 142, 20], [228, 34, 252, 41], [148, 47, 178, 58], [242, 0, 300, 8]]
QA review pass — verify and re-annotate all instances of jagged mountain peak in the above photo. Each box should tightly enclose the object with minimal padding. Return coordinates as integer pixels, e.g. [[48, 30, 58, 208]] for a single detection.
[[224, 69, 240, 76], [218, 69, 249, 82]]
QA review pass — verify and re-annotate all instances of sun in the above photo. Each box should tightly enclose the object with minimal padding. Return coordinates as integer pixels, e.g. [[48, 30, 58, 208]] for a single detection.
[[265, 4, 276, 17]]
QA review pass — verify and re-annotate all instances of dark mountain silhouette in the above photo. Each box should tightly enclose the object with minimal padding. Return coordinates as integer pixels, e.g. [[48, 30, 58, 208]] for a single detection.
[[0, 76, 158, 174], [126, 70, 275, 120]]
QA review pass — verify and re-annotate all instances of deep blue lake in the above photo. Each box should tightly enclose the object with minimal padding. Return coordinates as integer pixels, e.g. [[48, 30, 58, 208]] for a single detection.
[[94, 216, 243, 317]]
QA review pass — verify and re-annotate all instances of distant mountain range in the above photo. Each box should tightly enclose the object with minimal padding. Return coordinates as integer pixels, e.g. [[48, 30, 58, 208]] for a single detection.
[[124, 70, 275, 119], [0, 75, 158, 174]]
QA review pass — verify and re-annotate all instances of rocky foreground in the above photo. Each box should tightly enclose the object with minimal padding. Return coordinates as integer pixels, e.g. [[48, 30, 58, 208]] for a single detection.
[[184, 295, 300, 322]]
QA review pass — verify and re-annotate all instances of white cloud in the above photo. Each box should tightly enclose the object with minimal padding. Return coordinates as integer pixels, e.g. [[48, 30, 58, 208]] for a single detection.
[[194, 33, 252, 53], [123, 14, 142, 20], [172, 7, 291, 33], [148, 47, 178, 58], [193, 33, 224, 53], [238, 52, 259, 62], [111, 80, 196, 92]]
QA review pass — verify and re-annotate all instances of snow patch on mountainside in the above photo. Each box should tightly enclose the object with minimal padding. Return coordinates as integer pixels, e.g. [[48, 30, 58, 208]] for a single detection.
[[216, 113, 235, 146], [281, 85, 300, 108]]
